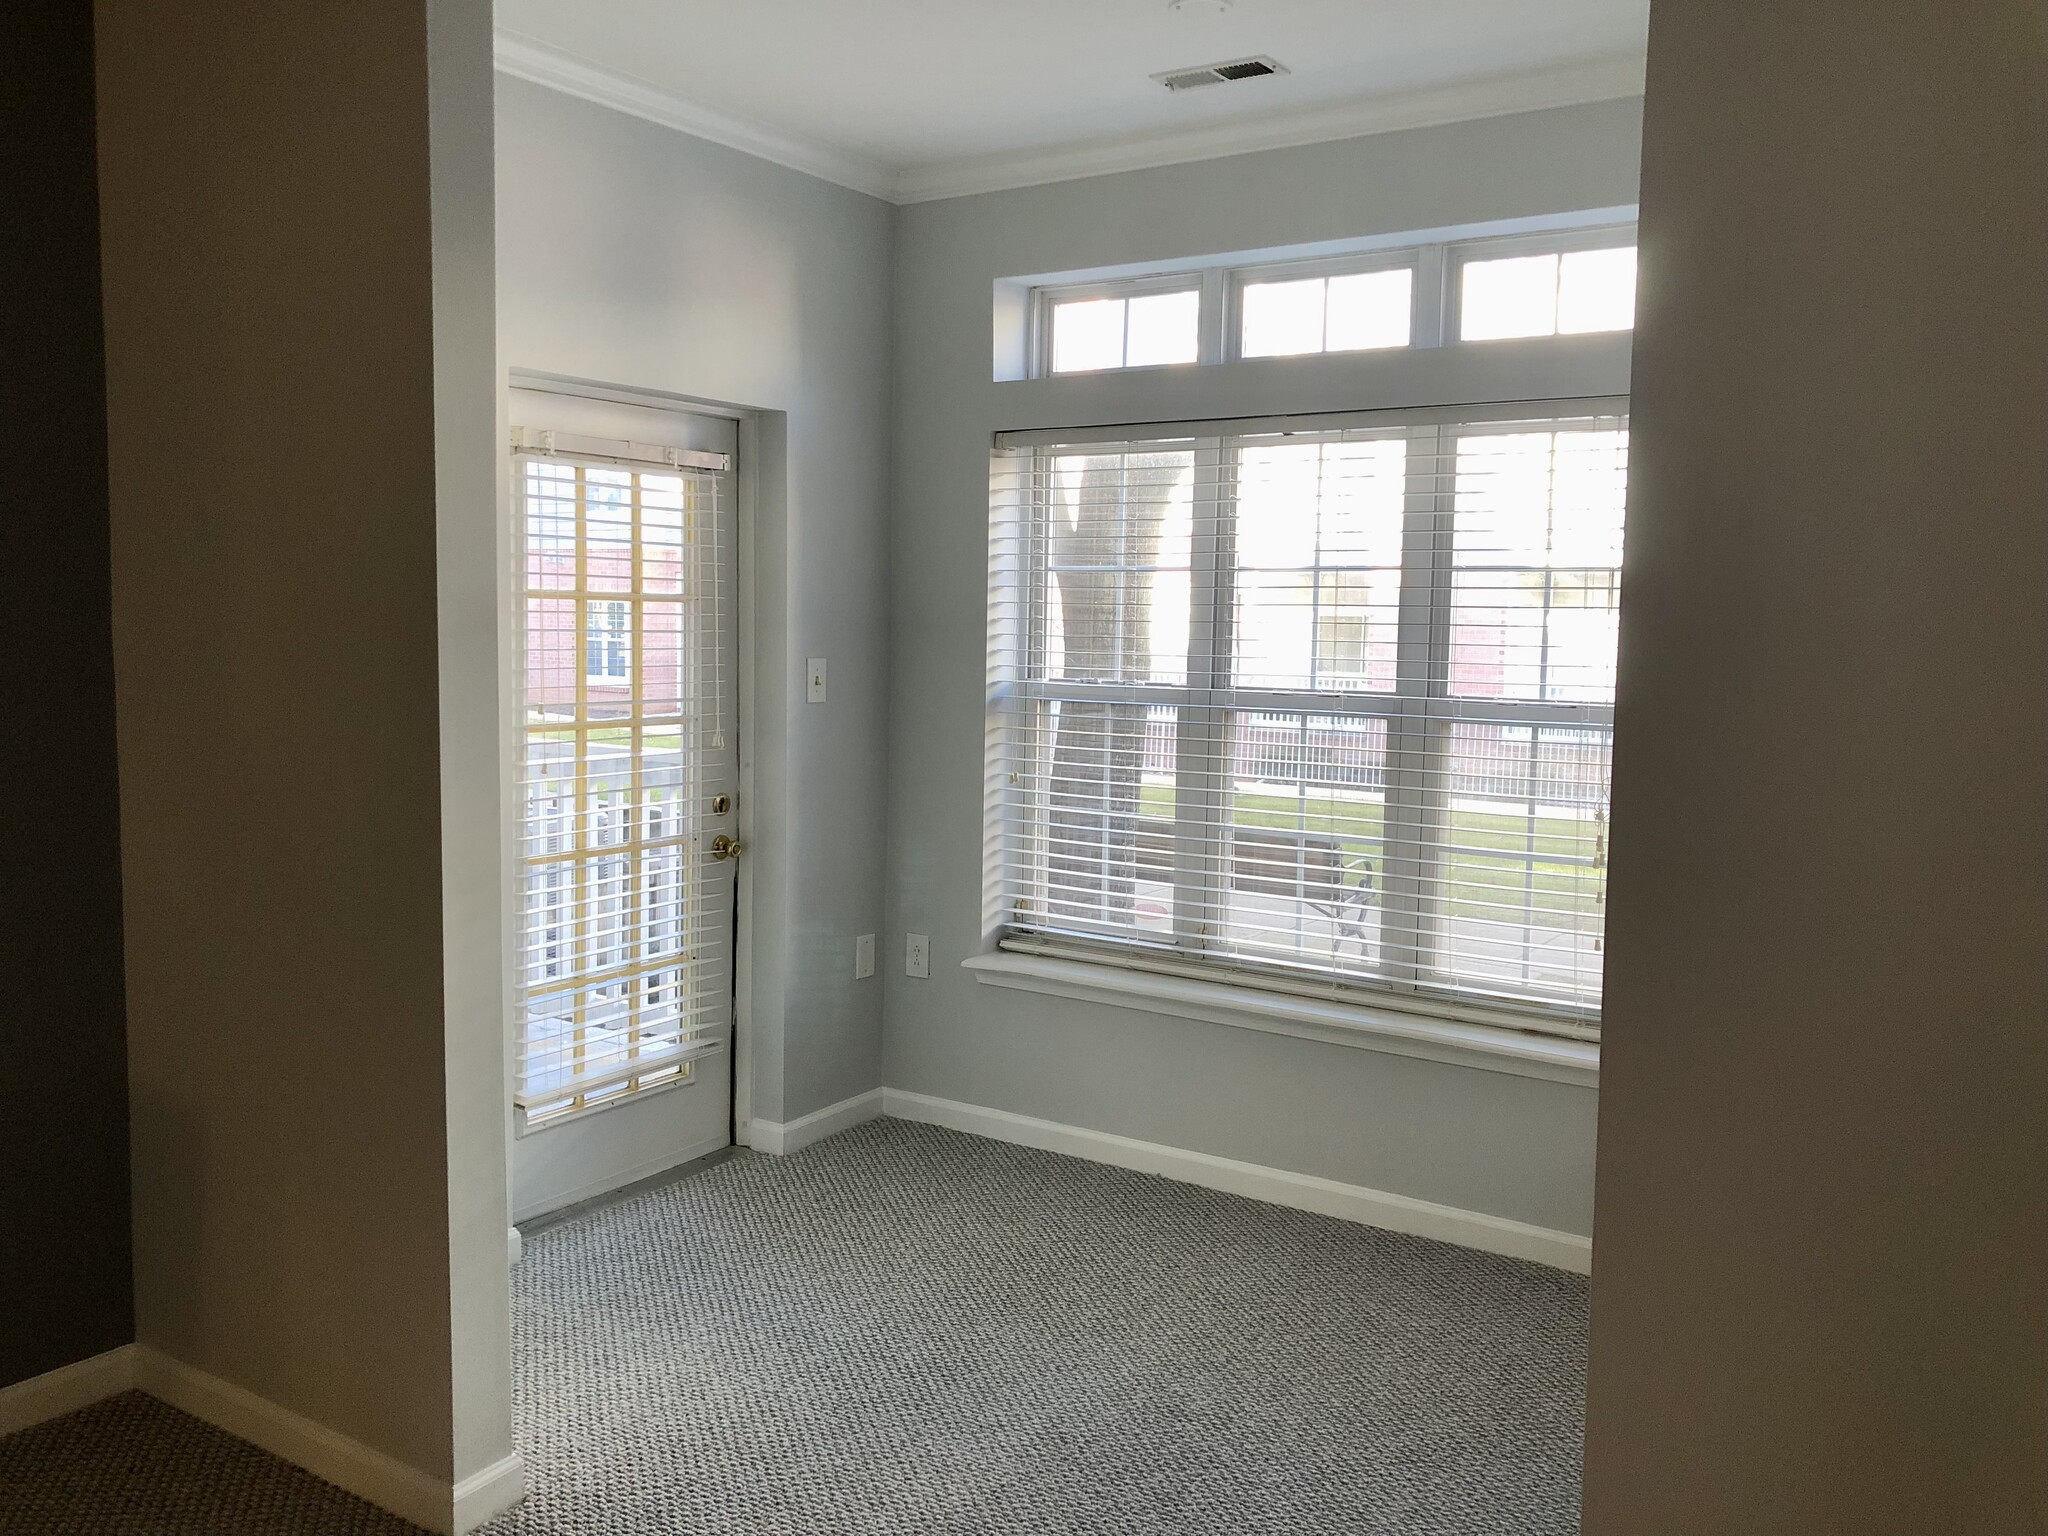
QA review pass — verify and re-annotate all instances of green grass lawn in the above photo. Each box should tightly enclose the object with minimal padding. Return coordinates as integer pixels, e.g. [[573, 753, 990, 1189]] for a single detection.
[[1138, 782, 1605, 925]]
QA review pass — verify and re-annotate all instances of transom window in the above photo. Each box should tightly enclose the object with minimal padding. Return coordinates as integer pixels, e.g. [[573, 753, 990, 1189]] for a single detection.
[[1046, 281, 1201, 373], [1458, 241, 1638, 341], [1021, 223, 1635, 377], [986, 404, 1627, 1030], [1240, 263, 1414, 358]]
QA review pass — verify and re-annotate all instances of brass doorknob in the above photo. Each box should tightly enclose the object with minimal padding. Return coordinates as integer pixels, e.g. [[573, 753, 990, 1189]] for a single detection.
[[709, 834, 743, 862]]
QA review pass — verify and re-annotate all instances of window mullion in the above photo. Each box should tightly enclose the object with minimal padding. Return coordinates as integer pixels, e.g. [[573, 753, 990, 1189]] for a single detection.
[[1413, 243, 1449, 349], [1173, 437, 1232, 951], [626, 475, 645, 1080], [1379, 426, 1451, 987], [1197, 267, 1229, 366], [1014, 449, 1050, 928], [570, 466, 591, 1107]]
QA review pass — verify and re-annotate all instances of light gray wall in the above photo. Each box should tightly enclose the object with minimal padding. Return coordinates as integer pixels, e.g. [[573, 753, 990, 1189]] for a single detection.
[[495, 77, 894, 1128], [884, 99, 1644, 1237], [95, 0, 509, 1486], [1581, 4, 2046, 1531]]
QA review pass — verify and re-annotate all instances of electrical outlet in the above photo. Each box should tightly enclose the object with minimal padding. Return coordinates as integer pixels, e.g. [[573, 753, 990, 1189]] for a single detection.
[[854, 933, 875, 979], [806, 657, 827, 703], [905, 932, 931, 979]]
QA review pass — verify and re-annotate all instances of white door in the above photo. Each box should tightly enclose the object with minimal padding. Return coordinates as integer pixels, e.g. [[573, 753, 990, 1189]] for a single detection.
[[507, 389, 740, 1221]]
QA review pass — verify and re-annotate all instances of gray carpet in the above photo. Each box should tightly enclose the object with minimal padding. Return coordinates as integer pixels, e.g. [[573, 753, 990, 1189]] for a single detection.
[[0, 1122, 1587, 1533], [0, 1391, 429, 1535], [485, 1119, 1589, 1535]]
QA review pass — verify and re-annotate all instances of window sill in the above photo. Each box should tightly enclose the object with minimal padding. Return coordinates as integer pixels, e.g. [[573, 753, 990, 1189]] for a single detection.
[[961, 952, 1598, 1088]]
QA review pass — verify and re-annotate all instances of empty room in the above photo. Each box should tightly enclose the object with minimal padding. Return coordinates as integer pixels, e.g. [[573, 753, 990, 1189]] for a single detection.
[[3, 2, 2042, 1534]]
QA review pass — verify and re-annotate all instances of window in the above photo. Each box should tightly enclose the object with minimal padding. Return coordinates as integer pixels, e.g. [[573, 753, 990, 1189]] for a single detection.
[[1239, 263, 1414, 358], [1017, 221, 1636, 379], [514, 453, 731, 1120], [586, 599, 631, 686], [987, 404, 1626, 1029], [1459, 241, 1638, 340], [1046, 282, 1201, 373]]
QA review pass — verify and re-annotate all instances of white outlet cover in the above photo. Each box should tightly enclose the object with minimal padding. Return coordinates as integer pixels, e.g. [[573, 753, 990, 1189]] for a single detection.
[[905, 933, 931, 979], [806, 657, 827, 703], [855, 933, 876, 979]]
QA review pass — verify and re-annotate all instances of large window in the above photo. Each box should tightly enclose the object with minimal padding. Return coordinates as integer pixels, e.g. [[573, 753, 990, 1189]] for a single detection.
[[986, 404, 1626, 1029]]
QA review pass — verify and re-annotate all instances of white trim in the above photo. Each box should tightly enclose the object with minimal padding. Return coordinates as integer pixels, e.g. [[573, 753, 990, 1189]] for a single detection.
[[511, 1127, 732, 1223], [963, 952, 1599, 1088], [731, 411, 762, 1149], [493, 32, 1643, 207], [1, 1348, 528, 1532], [453, 1452, 529, 1533], [132, 1345, 526, 1534], [750, 1087, 886, 1156], [0, 1344, 137, 1436], [880, 1089, 1592, 1273], [892, 56, 1646, 203], [493, 33, 896, 201]]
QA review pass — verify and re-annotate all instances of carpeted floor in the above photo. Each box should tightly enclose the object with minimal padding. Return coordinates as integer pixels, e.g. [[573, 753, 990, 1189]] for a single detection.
[[0, 1391, 429, 1535], [484, 1119, 1589, 1535], [0, 1120, 1589, 1534]]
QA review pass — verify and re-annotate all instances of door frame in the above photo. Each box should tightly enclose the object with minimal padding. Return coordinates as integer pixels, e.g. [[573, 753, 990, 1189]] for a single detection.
[[499, 370, 764, 1218]]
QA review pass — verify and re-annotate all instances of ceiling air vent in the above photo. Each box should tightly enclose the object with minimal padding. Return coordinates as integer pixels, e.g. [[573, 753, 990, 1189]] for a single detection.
[[1152, 56, 1289, 92]]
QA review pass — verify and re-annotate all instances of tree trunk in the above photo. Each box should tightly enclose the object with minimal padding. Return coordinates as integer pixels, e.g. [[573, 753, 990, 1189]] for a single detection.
[[1045, 453, 1183, 922]]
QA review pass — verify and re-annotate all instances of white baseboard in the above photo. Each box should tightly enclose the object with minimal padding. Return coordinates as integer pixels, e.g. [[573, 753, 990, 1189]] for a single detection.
[[133, 1346, 524, 1534], [0, 1342, 522, 1532], [750, 1086, 885, 1156], [880, 1088, 1593, 1274], [453, 1450, 528, 1532], [0, 1344, 138, 1437]]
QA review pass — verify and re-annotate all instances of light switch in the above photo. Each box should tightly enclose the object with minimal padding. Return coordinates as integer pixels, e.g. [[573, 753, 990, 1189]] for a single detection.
[[905, 933, 931, 979], [806, 657, 827, 703], [854, 933, 875, 979]]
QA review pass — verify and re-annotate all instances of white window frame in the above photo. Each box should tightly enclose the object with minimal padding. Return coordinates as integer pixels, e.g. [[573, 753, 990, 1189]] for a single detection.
[[1225, 247, 1431, 360], [985, 402, 1626, 1040], [1020, 221, 1637, 378], [509, 444, 733, 1128], [1449, 227, 1639, 343], [1031, 271, 1209, 377]]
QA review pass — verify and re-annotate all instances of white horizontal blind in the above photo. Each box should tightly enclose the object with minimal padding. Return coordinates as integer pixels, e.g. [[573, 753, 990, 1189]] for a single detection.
[[986, 404, 1626, 1031], [514, 450, 733, 1116]]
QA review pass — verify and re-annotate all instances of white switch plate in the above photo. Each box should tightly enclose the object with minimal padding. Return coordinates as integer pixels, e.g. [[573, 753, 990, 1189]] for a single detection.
[[854, 933, 875, 979], [905, 933, 931, 979], [806, 657, 827, 703]]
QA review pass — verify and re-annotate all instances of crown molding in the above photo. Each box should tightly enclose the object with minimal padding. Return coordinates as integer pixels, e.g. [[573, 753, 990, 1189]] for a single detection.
[[493, 33, 1643, 208], [492, 33, 897, 201], [892, 54, 1647, 203]]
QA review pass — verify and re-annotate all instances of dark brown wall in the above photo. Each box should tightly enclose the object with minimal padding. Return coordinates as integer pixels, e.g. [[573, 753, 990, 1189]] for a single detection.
[[1583, 3, 2047, 1531], [0, 0, 134, 1390]]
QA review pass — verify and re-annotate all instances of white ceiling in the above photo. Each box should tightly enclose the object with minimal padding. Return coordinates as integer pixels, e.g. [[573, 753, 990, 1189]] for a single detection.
[[494, 0, 1649, 203]]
